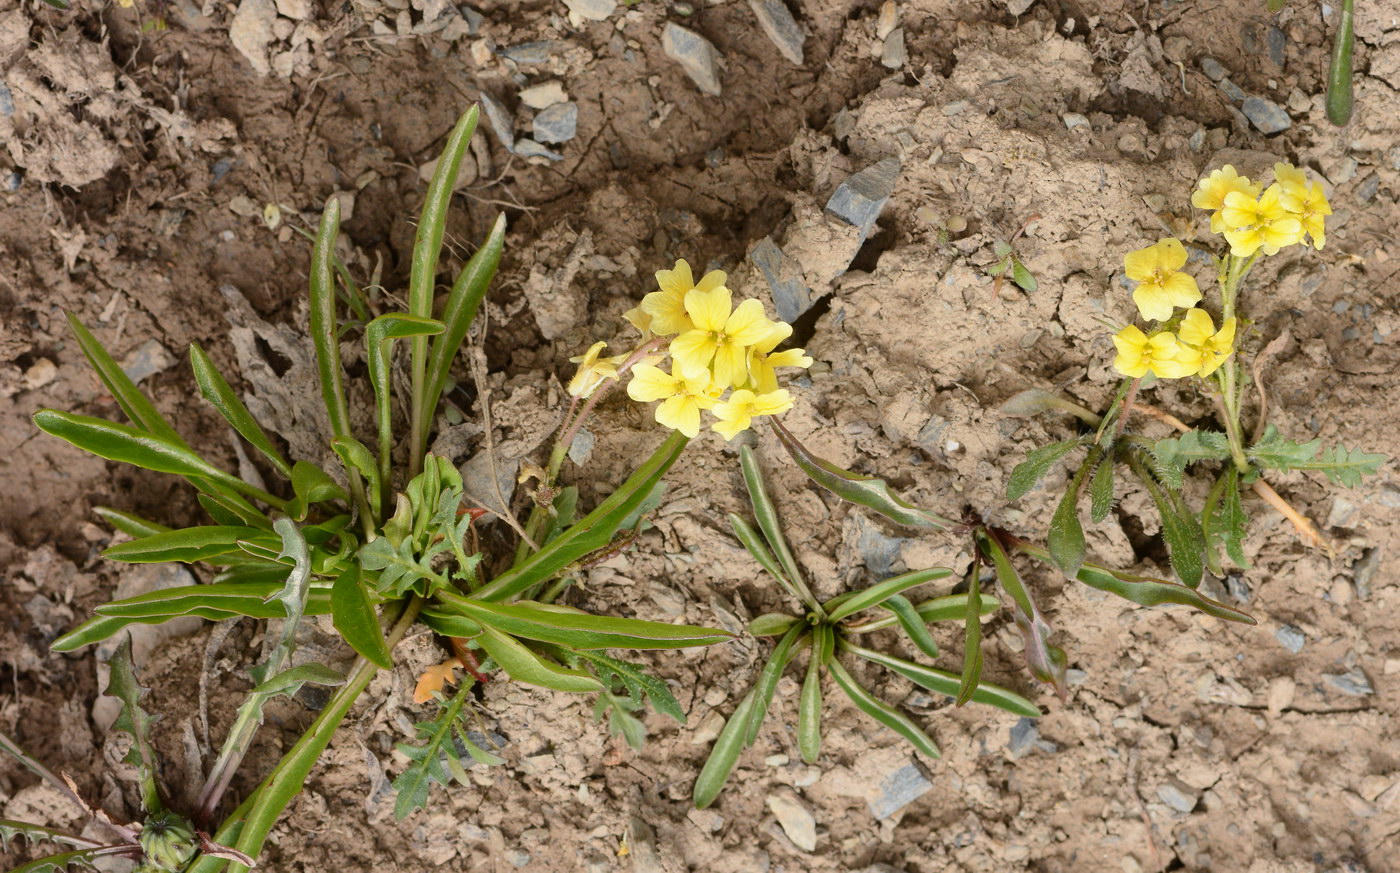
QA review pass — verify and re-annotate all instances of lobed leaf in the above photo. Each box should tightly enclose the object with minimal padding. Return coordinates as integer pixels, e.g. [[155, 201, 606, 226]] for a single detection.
[[1151, 430, 1231, 490], [105, 638, 161, 810]]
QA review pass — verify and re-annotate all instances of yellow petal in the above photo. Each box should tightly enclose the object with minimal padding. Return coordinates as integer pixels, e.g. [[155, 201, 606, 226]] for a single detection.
[[1223, 226, 1262, 257], [684, 285, 732, 332], [656, 395, 702, 438], [655, 260, 695, 295], [695, 268, 728, 294], [1123, 244, 1159, 282], [1162, 271, 1201, 309], [670, 330, 718, 379], [627, 364, 677, 402], [712, 340, 750, 389], [640, 289, 692, 336], [1176, 308, 1215, 347], [766, 348, 812, 370], [1132, 284, 1174, 322], [724, 298, 773, 346], [751, 389, 794, 416], [622, 305, 652, 336], [1155, 238, 1188, 271], [1220, 191, 1260, 230], [754, 321, 793, 354]]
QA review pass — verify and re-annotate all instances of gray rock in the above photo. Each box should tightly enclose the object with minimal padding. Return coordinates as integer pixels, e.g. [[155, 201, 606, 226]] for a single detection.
[[663, 23, 722, 96], [854, 514, 905, 578], [1157, 782, 1199, 814], [915, 415, 949, 453], [1225, 574, 1251, 603], [563, 0, 615, 21], [880, 27, 906, 69], [825, 156, 901, 245], [1267, 25, 1286, 67], [567, 427, 595, 466], [5, 171, 20, 191], [532, 102, 578, 144], [767, 789, 817, 851], [121, 338, 176, 384], [1218, 77, 1246, 104], [749, 236, 811, 322], [1357, 173, 1381, 203], [1062, 112, 1090, 130], [868, 762, 934, 819], [0, 82, 13, 117], [1351, 548, 1380, 599], [513, 139, 563, 161], [504, 848, 532, 868], [477, 91, 515, 151], [1379, 483, 1400, 507], [1323, 668, 1374, 696], [460, 5, 484, 33], [1008, 718, 1039, 757], [748, 0, 804, 65], [500, 41, 556, 64], [1189, 129, 1205, 151], [1241, 96, 1291, 134], [1327, 495, 1358, 528], [1199, 57, 1228, 81], [1275, 624, 1306, 653]]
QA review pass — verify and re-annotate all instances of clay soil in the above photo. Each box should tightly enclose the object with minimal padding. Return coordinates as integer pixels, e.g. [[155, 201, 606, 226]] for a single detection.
[[3, 0, 1400, 871]]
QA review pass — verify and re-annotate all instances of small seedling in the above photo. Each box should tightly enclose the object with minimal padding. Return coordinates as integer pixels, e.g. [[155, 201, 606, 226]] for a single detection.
[[986, 214, 1041, 294]]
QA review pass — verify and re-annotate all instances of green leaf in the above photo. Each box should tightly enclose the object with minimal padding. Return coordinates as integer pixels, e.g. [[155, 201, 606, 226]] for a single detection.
[[189, 342, 293, 480], [1011, 257, 1037, 293], [1326, 0, 1354, 126], [331, 566, 393, 669], [956, 570, 983, 707], [746, 623, 806, 746], [828, 658, 940, 758], [93, 507, 171, 539], [290, 461, 348, 513], [748, 613, 800, 637], [359, 536, 447, 599], [999, 389, 1103, 426], [737, 445, 808, 598], [248, 519, 315, 687], [249, 663, 345, 697], [844, 592, 999, 633], [421, 212, 507, 433], [729, 513, 802, 603], [1248, 427, 1386, 485], [693, 688, 757, 809], [64, 314, 182, 444], [392, 681, 496, 819], [0, 821, 98, 854], [798, 627, 826, 764], [437, 596, 734, 650], [91, 581, 323, 618], [1006, 437, 1087, 501], [841, 640, 1040, 718], [10, 848, 103, 873], [1151, 430, 1231, 490], [1313, 444, 1387, 486], [474, 431, 689, 602], [101, 525, 262, 564], [573, 651, 685, 722], [1267, 0, 1289, 10], [105, 637, 161, 811], [1089, 454, 1116, 523], [1203, 465, 1250, 571], [770, 419, 956, 529], [1133, 459, 1206, 589], [1246, 425, 1320, 469], [472, 627, 603, 693], [331, 436, 382, 518], [366, 313, 445, 490], [33, 411, 283, 508], [309, 196, 352, 442], [826, 567, 952, 622], [879, 594, 939, 660], [418, 607, 484, 639], [979, 530, 1066, 695], [1047, 452, 1092, 579]]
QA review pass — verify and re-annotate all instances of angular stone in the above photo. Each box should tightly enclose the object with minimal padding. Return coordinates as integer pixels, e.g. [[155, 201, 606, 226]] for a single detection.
[[563, 0, 615, 22], [853, 513, 905, 578], [500, 41, 556, 64], [767, 789, 816, 852], [532, 102, 578, 144], [229, 0, 277, 75], [274, 0, 312, 19], [1275, 624, 1305, 653], [1008, 717, 1038, 757], [519, 80, 567, 110], [1218, 77, 1246, 104], [748, 236, 811, 322], [880, 28, 906, 69], [868, 762, 933, 819], [1352, 548, 1380, 599], [825, 156, 901, 245], [1157, 782, 1198, 814], [513, 139, 564, 161], [1241, 96, 1291, 134], [477, 91, 515, 151], [1323, 668, 1375, 696], [748, 0, 804, 65], [1199, 56, 1228, 81], [120, 339, 176, 384], [663, 23, 722, 97], [1062, 112, 1090, 129]]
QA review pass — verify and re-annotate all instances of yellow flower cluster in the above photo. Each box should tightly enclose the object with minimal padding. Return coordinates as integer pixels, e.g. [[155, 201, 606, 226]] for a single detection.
[[568, 260, 812, 439], [1116, 238, 1230, 380], [1191, 162, 1330, 256]]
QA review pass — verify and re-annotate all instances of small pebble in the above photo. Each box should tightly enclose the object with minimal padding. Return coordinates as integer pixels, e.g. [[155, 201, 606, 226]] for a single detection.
[[876, 0, 898, 40], [1218, 78, 1246, 104], [1200, 57, 1228, 81], [767, 789, 817, 852], [1008, 718, 1038, 757], [23, 358, 58, 391], [1267, 676, 1295, 715], [868, 762, 934, 819], [519, 80, 567, 109], [880, 28, 907, 69], [1062, 112, 1090, 130], [1351, 548, 1380, 599], [1157, 781, 1199, 814], [1323, 668, 1374, 696], [532, 102, 578, 144], [500, 41, 555, 64], [1275, 625, 1305, 654], [825, 156, 901, 244], [663, 23, 722, 96], [1241, 96, 1291, 134], [477, 91, 516, 151], [513, 139, 563, 161], [749, 0, 805, 65], [562, 0, 615, 22]]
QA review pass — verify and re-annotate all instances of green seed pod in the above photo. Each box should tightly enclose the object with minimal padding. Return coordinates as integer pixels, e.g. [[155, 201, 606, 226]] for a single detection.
[[138, 813, 199, 873]]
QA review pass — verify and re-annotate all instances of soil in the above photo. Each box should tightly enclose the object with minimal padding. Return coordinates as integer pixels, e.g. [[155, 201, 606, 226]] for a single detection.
[[2, 0, 1399, 872]]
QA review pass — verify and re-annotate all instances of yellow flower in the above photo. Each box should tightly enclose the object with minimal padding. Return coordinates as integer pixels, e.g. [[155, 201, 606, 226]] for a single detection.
[[1124, 238, 1201, 322], [566, 341, 627, 398], [1220, 184, 1303, 257], [622, 305, 652, 338], [626, 364, 718, 438], [670, 286, 773, 388], [745, 321, 812, 393], [711, 389, 794, 440], [1112, 325, 1198, 379], [1175, 308, 1237, 378], [1191, 165, 1262, 233], [638, 259, 727, 336], [1277, 178, 1331, 251]]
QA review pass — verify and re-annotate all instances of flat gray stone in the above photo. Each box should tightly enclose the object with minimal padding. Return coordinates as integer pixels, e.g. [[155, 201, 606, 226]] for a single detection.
[[868, 762, 933, 819], [748, 236, 811, 322], [1276, 625, 1306, 653], [563, 0, 615, 21], [1200, 56, 1228, 81], [1323, 668, 1374, 696], [1267, 25, 1286, 67], [1218, 77, 1246, 104], [477, 91, 515, 152], [854, 514, 905, 578], [120, 338, 176, 384], [880, 27, 906, 69], [1352, 548, 1380, 599], [1062, 112, 1090, 129], [1241, 96, 1291, 134], [513, 139, 564, 161], [1226, 574, 1251, 603], [663, 23, 722, 97], [1008, 717, 1038, 757], [748, 0, 804, 65], [500, 41, 556, 64], [532, 102, 578, 144], [0, 82, 13, 117], [1157, 782, 1199, 814], [825, 156, 901, 244]]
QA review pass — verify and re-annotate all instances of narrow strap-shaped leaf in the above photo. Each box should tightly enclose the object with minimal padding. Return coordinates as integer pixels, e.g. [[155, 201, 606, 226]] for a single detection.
[[190, 342, 293, 479], [956, 567, 983, 706], [1007, 437, 1088, 501], [438, 595, 734, 650], [979, 529, 1067, 696], [365, 314, 444, 491], [880, 594, 939, 660], [729, 513, 803, 603], [52, 603, 325, 653], [66, 313, 183, 444], [248, 663, 345, 697], [34, 410, 286, 509], [693, 687, 758, 810], [746, 623, 806, 746], [1327, 0, 1354, 126], [771, 419, 955, 529], [844, 593, 1000, 633], [418, 606, 485, 639], [474, 431, 688, 602], [472, 626, 603, 693], [331, 566, 393, 669], [748, 613, 800, 637], [798, 626, 827, 764], [841, 639, 1041, 718], [1047, 449, 1094, 579], [421, 212, 507, 434], [197, 490, 273, 530], [95, 581, 322, 619], [827, 567, 951, 622], [738, 446, 817, 611], [827, 658, 940, 758], [93, 507, 171, 538], [102, 525, 265, 564], [309, 196, 351, 441]]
